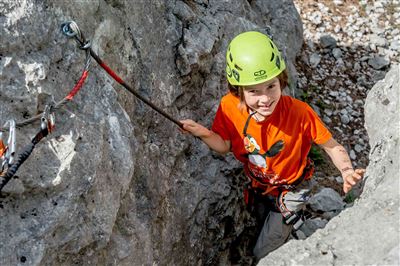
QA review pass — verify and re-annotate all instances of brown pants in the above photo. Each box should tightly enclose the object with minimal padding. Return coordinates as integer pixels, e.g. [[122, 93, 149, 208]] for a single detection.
[[253, 181, 312, 260]]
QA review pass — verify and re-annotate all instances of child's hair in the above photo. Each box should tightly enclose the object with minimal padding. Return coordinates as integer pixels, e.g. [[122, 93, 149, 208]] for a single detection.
[[228, 68, 289, 104]]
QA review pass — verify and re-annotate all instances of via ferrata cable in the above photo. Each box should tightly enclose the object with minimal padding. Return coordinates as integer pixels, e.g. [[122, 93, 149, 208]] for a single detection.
[[61, 21, 184, 128]]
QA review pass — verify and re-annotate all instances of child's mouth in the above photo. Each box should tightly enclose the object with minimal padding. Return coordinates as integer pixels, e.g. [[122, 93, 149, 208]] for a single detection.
[[259, 101, 274, 109]]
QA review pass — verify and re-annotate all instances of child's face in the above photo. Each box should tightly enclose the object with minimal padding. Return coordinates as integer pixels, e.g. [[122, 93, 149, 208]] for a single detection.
[[243, 78, 282, 119]]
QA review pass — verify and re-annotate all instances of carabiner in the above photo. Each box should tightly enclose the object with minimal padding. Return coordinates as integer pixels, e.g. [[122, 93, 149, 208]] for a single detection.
[[0, 120, 16, 168], [41, 105, 55, 133]]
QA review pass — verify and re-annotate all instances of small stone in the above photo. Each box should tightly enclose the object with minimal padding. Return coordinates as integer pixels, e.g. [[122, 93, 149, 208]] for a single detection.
[[390, 37, 400, 48], [336, 58, 345, 67], [323, 116, 332, 124], [310, 53, 321, 67], [371, 25, 385, 35], [340, 114, 350, 124], [332, 48, 343, 59], [359, 56, 370, 61], [309, 188, 345, 212], [369, 34, 387, 47], [329, 91, 339, 97], [320, 35, 337, 48], [324, 109, 333, 116], [335, 176, 343, 183], [327, 79, 336, 87], [354, 99, 364, 106], [299, 218, 328, 237], [368, 56, 390, 70], [354, 144, 363, 153], [346, 96, 353, 103], [350, 150, 356, 160], [372, 70, 387, 82]]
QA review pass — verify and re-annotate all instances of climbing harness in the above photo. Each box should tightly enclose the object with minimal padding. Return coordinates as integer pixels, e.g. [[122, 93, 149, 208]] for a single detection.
[[276, 190, 307, 231], [61, 21, 183, 128]]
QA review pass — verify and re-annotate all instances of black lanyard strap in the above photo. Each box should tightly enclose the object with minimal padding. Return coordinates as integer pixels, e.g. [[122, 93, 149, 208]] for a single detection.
[[242, 111, 257, 135]]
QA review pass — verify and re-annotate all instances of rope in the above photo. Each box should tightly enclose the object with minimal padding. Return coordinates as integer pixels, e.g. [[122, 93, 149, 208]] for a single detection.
[[90, 51, 183, 128]]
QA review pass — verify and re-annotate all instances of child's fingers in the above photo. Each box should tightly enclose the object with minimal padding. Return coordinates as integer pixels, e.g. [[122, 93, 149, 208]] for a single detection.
[[352, 172, 363, 181], [343, 169, 365, 193], [346, 177, 356, 186], [351, 169, 365, 182], [355, 169, 366, 175], [178, 127, 188, 134], [343, 183, 352, 193]]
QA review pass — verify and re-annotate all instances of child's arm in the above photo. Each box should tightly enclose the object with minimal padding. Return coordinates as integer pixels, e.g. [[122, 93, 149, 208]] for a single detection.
[[319, 137, 365, 193], [180, 119, 231, 154]]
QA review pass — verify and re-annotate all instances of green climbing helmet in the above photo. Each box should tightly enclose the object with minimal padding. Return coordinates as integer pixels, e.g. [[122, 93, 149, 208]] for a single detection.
[[226, 31, 286, 86]]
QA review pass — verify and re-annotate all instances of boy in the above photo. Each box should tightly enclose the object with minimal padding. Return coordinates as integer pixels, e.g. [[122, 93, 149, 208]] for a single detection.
[[180, 31, 365, 260]]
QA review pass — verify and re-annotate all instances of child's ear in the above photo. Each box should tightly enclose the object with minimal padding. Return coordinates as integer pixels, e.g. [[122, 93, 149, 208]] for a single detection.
[[228, 83, 239, 96]]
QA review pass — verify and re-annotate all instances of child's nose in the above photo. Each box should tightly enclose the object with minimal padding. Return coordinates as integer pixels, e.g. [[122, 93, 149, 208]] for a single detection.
[[259, 93, 270, 102]]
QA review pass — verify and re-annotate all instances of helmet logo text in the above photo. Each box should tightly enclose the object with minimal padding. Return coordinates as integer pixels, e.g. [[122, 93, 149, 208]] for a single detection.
[[254, 70, 266, 76]]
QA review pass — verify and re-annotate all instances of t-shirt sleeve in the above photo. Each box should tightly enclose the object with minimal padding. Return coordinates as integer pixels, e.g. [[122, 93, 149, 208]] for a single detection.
[[305, 104, 332, 144], [211, 103, 231, 141]]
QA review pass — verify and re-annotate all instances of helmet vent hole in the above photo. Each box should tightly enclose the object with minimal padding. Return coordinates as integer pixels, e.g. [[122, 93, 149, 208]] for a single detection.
[[234, 64, 243, 71], [276, 56, 281, 68], [229, 53, 233, 62], [270, 52, 275, 62], [269, 41, 274, 49]]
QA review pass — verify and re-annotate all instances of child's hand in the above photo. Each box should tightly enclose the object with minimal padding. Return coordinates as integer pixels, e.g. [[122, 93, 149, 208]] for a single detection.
[[180, 119, 211, 138], [343, 169, 366, 193]]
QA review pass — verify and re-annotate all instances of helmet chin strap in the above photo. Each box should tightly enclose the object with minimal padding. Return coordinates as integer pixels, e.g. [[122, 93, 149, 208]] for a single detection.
[[248, 108, 266, 122]]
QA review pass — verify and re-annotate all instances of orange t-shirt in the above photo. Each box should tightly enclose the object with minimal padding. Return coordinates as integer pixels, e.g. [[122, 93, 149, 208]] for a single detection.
[[211, 93, 332, 195]]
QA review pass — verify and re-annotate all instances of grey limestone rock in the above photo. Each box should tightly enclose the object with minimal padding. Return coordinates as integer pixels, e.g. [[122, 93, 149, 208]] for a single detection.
[[0, 0, 303, 265], [319, 35, 337, 49], [368, 55, 391, 70], [308, 188, 345, 212]]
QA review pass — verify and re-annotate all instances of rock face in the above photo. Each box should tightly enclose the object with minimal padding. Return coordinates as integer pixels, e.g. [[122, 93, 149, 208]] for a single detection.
[[0, 1, 302, 265], [258, 64, 400, 265]]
